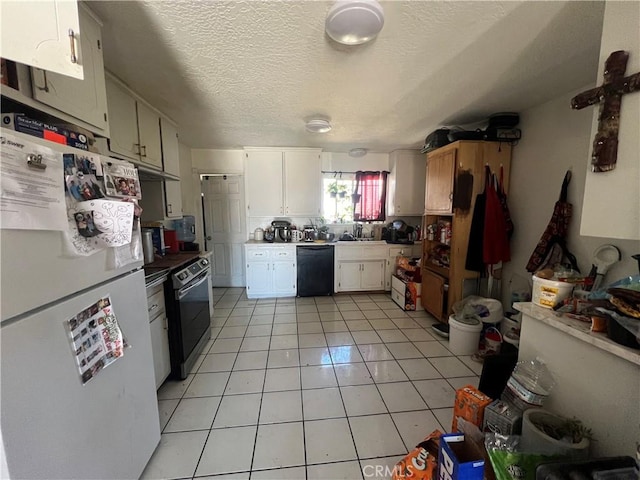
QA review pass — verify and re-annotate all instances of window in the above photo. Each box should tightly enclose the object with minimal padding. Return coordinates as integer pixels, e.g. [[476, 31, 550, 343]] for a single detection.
[[322, 174, 355, 223], [353, 171, 388, 221]]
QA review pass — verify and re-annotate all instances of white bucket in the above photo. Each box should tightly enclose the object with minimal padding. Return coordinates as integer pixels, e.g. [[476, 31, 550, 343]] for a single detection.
[[501, 316, 520, 336], [448, 315, 483, 355], [532, 276, 574, 308]]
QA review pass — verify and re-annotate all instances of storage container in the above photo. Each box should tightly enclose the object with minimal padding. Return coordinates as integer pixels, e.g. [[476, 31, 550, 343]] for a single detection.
[[532, 276, 574, 308], [173, 215, 196, 242], [448, 315, 482, 355]]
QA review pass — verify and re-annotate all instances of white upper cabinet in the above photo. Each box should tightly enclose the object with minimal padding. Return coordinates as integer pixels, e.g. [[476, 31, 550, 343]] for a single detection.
[[136, 102, 162, 169], [29, 6, 108, 132], [245, 150, 285, 216], [387, 149, 426, 216], [104, 73, 163, 170], [160, 118, 180, 177], [1, 0, 83, 79], [283, 150, 322, 217], [105, 76, 139, 159], [245, 148, 321, 218]]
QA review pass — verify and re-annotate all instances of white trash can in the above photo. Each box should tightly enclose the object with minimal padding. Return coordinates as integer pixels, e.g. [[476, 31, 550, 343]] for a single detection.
[[448, 315, 482, 355]]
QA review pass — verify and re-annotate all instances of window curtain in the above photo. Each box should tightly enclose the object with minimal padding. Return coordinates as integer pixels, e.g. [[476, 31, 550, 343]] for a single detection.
[[353, 171, 388, 221]]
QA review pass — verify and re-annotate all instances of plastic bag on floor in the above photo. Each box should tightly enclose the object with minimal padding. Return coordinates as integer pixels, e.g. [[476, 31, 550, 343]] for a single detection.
[[485, 433, 561, 480]]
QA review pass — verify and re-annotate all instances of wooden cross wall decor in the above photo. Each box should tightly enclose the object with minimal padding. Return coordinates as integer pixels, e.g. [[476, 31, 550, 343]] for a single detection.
[[571, 50, 640, 172]]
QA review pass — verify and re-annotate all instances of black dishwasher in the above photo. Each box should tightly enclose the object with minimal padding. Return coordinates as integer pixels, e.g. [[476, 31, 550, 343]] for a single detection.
[[297, 245, 334, 296]]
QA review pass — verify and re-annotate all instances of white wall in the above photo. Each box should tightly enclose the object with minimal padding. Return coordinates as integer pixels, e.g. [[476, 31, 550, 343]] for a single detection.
[[581, 1, 640, 240], [322, 152, 389, 172], [503, 88, 639, 307], [191, 149, 244, 173]]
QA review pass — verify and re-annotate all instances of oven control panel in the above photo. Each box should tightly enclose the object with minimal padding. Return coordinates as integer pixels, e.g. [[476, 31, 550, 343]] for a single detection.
[[172, 258, 211, 289]]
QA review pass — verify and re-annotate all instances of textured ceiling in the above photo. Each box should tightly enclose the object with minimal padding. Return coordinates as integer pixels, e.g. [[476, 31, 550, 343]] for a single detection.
[[88, 1, 605, 152]]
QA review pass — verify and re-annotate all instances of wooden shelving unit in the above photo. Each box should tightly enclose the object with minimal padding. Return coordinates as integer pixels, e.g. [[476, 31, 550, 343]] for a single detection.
[[420, 141, 512, 321]]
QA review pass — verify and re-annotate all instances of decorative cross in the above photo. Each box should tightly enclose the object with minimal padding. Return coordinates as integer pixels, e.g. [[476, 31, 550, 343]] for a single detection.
[[571, 50, 640, 172]]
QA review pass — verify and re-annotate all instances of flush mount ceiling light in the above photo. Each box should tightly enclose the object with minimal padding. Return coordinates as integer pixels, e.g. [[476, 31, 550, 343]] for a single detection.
[[349, 148, 368, 157], [325, 0, 384, 45], [305, 118, 332, 133]]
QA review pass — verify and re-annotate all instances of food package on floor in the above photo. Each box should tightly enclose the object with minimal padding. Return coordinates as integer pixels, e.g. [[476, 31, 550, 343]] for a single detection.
[[438, 433, 485, 480], [452, 385, 493, 432], [391, 274, 422, 311], [485, 433, 561, 480], [392, 429, 441, 480]]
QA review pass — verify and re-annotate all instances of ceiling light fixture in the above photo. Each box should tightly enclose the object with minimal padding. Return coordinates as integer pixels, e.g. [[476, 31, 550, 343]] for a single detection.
[[349, 148, 368, 157], [305, 118, 332, 133], [325, 0, 385, 45]]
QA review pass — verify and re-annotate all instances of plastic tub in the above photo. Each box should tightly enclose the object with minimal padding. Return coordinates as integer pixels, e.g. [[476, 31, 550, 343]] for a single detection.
[[532, 276, 574, 308], [501, 315, 520, 336], [448, 314, 482, 355]]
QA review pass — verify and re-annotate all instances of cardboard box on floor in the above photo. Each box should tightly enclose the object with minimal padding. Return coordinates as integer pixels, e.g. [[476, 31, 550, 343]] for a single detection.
[[452, 385, 492, 432], [438, 434, 485, 480]]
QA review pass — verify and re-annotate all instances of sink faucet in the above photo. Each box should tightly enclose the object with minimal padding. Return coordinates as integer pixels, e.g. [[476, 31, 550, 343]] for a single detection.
[[354, 224, 363, 238]]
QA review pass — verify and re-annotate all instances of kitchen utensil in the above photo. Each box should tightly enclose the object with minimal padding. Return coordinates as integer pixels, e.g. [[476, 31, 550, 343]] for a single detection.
[[591, 244, 621, 291], [254, 228, 264, 241], [291, 230, 303, 242]]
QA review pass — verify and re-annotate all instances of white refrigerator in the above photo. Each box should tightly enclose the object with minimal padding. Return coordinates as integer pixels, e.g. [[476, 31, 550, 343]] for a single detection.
[[0, 130, 160, 479]]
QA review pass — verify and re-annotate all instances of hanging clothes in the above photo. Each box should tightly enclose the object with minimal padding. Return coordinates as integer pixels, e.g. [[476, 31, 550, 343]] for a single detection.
[[465, 167, 489, 273], [483, 170, 511, 265], [526, 170, 579, 272], [497, 166, 514, 239]]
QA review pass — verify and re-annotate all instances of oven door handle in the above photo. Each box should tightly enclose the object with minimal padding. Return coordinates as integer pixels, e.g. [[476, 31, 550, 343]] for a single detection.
[[177, 273, 209, 300]]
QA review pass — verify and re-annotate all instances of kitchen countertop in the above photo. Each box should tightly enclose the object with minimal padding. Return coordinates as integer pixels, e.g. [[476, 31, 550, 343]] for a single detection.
[[244, 240, 397, 246], [144, 251, 202, 272], [514, 302, 640, 366]]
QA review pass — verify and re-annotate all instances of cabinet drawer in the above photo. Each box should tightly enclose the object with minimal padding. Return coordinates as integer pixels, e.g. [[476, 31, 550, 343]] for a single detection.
[[391, 288, 404, 308], [271, 247, 295, 260], [246, 248, 271, 260], [146, 288, 165, 321]]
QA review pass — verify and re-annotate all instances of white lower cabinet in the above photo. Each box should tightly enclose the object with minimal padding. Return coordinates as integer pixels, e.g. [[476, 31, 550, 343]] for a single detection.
[[245, 244, 296, 298], [146, 282, 171, 389], [335, 244, 387, 292]]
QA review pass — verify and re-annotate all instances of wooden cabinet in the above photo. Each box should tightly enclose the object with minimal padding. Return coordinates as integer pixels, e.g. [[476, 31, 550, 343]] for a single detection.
[[245, 245, 296, 298], [104, 74, 163, 170], [387, 149, 426, 216], [421, 141, 512, 321], [245, 148, 321, 217], [1, 0, 83, 79], [146, 280, 171, 389], [424, 148, 456, 214]]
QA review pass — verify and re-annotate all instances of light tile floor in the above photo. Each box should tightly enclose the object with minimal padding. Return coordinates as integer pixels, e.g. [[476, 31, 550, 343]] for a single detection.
[[144, 288, 482, 480]]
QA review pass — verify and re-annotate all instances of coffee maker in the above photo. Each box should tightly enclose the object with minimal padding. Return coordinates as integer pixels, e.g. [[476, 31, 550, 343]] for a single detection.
[[272, 220, 292, 243]]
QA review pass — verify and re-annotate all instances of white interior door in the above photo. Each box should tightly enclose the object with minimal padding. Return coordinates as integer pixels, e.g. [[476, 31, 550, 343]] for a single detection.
[[202, 175, 246, 287]]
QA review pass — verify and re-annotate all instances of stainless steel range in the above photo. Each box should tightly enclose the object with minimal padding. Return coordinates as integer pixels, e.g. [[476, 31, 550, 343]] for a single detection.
[[165, 257, 211, 379]]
